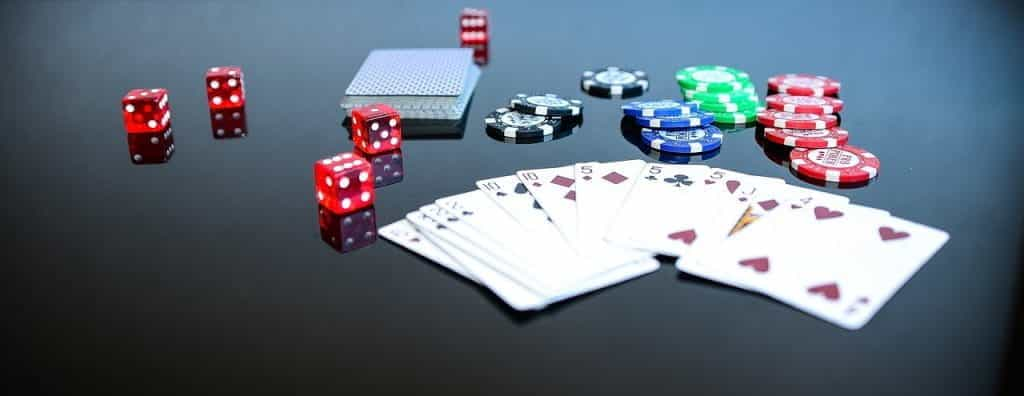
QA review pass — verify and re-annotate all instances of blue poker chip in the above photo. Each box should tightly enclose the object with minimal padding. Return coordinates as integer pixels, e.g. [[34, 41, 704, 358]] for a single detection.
[[640, 125, 723, 154], [644, 146, 721, 164], [621, 99, 698, 118], [632, 111, 714, 129]]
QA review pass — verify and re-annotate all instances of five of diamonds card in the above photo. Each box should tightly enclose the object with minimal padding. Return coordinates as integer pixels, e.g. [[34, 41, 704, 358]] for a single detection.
[[381, 160, 948, 330]]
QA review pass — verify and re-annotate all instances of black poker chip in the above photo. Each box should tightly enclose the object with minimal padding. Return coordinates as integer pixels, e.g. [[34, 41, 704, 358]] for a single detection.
[[581, 66, 649, 98], [484, 107, 565, 138], [509, 93, 583, 117]]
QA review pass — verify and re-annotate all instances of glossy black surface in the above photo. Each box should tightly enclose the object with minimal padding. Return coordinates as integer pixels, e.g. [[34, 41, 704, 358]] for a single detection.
[[5, 1, 1024, 394]]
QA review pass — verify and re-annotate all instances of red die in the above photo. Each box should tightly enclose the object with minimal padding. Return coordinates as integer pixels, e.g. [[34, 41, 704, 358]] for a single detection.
[[350, 104, 402, 154], [205, 66, 245, 109], [318, 205, 378, 253], [313, 152, 375, 215], [126, 126, 175, 164], [460, 30, 489, 44], [210, 105, 248, 138], [121, 88, 171, 133], [460, 8, 489, 31]]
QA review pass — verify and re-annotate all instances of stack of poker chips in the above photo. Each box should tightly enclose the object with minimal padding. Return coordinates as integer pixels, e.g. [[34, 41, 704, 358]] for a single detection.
[[619, 99, 723, 155], [756, 74, 880, 184], [484, 93, 583, 144], [676, 65, 763, 125]]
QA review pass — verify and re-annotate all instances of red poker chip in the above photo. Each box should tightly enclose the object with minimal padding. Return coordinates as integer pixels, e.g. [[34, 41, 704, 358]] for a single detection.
[[789, 145, 880, 183], [767, 74, 841, 97], [763, 127, 849, 148], [765, 94, 844, 114], [757, 110, 838, 130]]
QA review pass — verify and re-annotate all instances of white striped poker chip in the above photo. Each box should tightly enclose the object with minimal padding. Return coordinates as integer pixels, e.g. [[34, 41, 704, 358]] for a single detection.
[[621, 99, 697, 117], [509, 93, 583, 117], [640, 125, 723, 154], [633, 111, 714, 129], [767, 74, 841, 97], [483, 107, 562, 138], [756, 110, 838, 130], [763, 127, 849, 148], [789, 145, 880, 183], [581, 67, 649, 97], [765, 94, 844, 114]]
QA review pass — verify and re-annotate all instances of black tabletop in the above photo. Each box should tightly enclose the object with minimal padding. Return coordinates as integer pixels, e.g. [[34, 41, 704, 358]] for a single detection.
[[6, 1, 1024, 395]]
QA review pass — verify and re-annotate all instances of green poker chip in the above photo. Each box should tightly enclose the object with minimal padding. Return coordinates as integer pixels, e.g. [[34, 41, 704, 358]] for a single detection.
[[693, 97, 760, 113], [675, 65, 751, 93], [711, 106, 765, 125], [683, 82, 757, 103]]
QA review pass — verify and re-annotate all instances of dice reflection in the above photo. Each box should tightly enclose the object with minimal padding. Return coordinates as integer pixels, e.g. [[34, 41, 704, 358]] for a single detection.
[[363, 149, 404, 188], [126, 126, 175, 164], [209, 105, 248, 139], [318, 205, 378, 253], [464, 42, 488, 66]]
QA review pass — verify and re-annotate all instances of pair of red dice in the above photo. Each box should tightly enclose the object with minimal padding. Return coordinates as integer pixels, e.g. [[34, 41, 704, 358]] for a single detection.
[[314, 104, 404, 216], [120, 66, 247, 163], [459, 8, 489, 65]]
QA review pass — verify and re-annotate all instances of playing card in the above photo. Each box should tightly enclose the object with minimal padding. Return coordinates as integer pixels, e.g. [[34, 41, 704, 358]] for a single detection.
[[378, 219, 478, 282], [686, 202, 882, 292], [516, 165, 586, 251], [674, 168, 787, 257], [676, 183, 851, 288], [476, 175, 555, 233], [768, 211, 949, 329], [574, 160, 647, 254], [605, 164, 724, 256], [404, 210, 549, 311], [433, 191, 656, 298]]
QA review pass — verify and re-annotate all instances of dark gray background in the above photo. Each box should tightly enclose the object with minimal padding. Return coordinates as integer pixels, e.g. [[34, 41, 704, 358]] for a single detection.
[[4, 0, 1023, 395]]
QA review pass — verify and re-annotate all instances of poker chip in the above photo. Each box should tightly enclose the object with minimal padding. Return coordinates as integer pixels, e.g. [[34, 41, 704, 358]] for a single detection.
[[756, 110, 838, 130], [581, 67, 649, 98], [675, 65, 751, 93], [640, 125, 723, 154], [767, 74, 841, 97], [644, 146, 721, 164], [683, 83, 757, 103], [484, 107, 564, 138], [711, 106, 764, 124], [693, 98, 759, 113], [789, 145, 880, 183], [763, 127, 849, 148], [510, 93, 583, 117], [486, 128, 573, 144], [632, 111, 714, 129], [621, 99, 698, 117], [755, 131, 792, 168], [765, 94, 844, 114], [717, 121, 758, 133]]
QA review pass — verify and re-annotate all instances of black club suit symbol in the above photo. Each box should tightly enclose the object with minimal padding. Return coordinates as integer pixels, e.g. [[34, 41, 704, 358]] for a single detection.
[[664, 174, 693, 187]]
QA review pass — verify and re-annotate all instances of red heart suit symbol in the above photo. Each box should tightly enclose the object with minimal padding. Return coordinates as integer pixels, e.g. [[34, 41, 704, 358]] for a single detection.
[[738, 257, 770, 273], [878, 227, 910, 241], [726, 180, 741, 193], [667, 230, 697, 245], [758, 200, 779, 211], [808, 283, 841, 301], [814, 206, 843, 220]]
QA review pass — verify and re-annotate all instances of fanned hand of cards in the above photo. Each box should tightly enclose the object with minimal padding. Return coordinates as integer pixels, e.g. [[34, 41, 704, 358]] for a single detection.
[[381, 160, 949, 330]]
